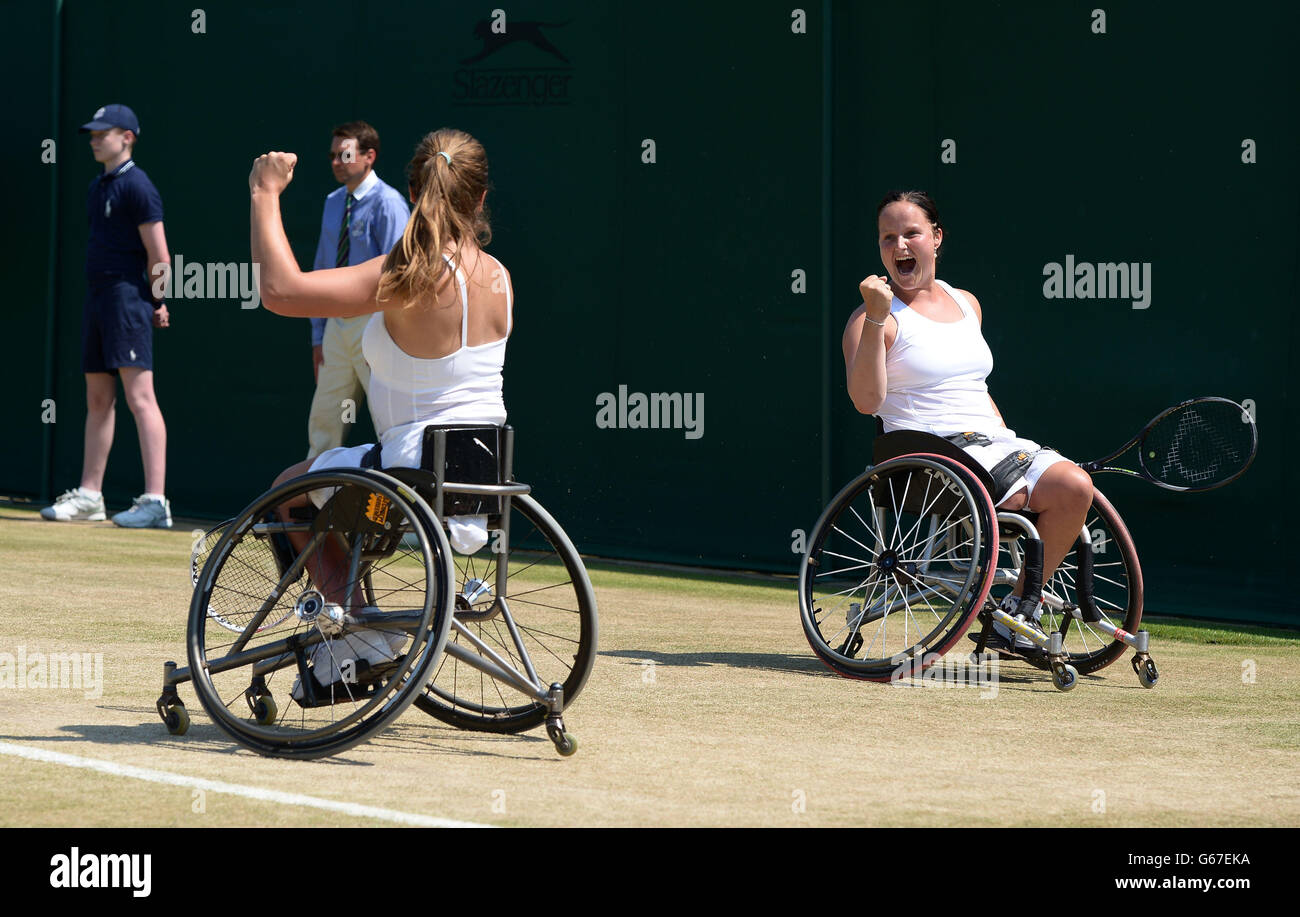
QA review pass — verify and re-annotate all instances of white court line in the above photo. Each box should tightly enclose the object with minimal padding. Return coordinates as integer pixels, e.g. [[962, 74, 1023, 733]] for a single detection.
[[0, 741, 492, 828]]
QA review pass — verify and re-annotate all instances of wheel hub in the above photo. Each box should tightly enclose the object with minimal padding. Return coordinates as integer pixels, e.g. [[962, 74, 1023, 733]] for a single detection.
[[875, 550, 918, 583], [294, 590, 344, 634]]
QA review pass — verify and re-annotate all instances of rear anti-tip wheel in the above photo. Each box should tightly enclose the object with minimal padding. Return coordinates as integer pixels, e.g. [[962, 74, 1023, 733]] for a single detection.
[[164, 705, 190, 736], [1134, 655, 1158, 688], [554, 733, 578, 756], [1051, 661, 1079, 692], [251, 695, 278, 725]]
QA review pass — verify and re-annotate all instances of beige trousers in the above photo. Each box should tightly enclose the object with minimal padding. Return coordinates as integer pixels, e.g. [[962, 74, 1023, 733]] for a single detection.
[[306, 315, 372, 459]]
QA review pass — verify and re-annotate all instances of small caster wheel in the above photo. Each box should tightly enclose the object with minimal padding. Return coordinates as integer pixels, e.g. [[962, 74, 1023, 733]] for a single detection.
[[1136, 657, 1158, 688], [838, 632, 863, 658], [252, 695, 278, 725], [554, 733, 578, 757], [164, 705, 190, 736], [1051, 662, 1078, 692]]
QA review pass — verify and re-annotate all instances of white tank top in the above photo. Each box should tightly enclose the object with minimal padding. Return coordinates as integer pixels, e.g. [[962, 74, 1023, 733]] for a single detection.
[[364, 253, 511, 468], [876, 280, 1005, 435]]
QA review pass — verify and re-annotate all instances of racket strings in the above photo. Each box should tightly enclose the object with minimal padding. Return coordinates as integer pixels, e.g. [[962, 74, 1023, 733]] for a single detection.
[[1142, 402, 1254, 488]]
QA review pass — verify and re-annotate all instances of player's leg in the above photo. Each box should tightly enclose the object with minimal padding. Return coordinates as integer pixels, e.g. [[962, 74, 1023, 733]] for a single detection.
[[985, 455, 1092, 657], [43, 284, 117, 521], [1001, 461, 1093, 592], [119, 367, 167, 495], [1025, 462, 1093, 579], [91, 278, 171, 526], [272, 457, 365, 609], [81, 372, 117, 492]]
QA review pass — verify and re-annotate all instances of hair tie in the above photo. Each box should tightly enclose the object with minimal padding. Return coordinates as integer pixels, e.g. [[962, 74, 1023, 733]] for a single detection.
[[437, 151, 452, 165]]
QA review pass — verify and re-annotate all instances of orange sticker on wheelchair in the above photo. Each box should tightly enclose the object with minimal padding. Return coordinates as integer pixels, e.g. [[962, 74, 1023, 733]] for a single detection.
[[1017, 452, 1027, 460], [365, 493, 391, 525]]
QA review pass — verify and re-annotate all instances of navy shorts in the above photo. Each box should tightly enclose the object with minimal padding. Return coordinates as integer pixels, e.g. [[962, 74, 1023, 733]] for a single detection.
[[82, 276, 154, 374]]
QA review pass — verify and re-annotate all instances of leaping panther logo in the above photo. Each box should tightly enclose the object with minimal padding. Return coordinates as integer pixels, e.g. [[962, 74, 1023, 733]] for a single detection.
[[460, 19, 571, 64]]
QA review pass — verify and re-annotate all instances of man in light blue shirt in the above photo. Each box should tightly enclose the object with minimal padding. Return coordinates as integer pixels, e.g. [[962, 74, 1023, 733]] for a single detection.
[[306, 121, 411, 458]]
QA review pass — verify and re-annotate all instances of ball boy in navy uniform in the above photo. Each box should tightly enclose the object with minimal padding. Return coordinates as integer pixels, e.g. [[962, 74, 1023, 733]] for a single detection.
[[42, 103, 173, 527]]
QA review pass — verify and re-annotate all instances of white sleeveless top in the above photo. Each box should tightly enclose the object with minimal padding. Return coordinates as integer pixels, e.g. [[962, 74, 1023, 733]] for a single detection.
[[876, 280, 1005, 435], [363, 253, 511, 468]]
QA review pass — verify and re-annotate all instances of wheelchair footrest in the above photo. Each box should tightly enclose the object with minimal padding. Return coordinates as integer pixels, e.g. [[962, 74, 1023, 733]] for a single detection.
[[292, 657, 401, 708]]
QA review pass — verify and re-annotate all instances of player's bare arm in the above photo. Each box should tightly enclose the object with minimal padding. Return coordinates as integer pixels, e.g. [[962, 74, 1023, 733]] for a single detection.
[[249, 151, 386, 319], [843, 274, 896, 415]]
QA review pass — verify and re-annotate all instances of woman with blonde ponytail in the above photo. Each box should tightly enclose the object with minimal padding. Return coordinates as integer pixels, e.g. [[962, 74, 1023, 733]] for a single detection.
[[251, 127, 510, 471], [248, 129, 513, 656]]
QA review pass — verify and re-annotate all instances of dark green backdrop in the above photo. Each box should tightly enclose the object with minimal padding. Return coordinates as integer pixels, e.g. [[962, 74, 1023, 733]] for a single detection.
[[5, 1, 1295, 625]]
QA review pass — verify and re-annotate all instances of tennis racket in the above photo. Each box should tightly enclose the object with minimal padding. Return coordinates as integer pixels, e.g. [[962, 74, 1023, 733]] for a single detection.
[[1078, 397, 1258, 492]]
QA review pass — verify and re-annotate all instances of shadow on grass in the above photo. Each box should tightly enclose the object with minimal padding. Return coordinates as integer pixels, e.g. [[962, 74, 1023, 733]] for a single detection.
[[6, 711, 552, 764], [599, 648, 1118, 691], [601, 648, 828, 675]]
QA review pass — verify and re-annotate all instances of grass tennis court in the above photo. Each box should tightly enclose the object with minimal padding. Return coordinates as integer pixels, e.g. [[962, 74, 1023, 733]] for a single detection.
[[2, 501, 1297, 827]]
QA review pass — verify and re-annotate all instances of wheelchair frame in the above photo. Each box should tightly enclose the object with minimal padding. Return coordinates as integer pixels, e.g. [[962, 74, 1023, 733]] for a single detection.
[[157, 426, 598, 759], [798, 433, 1158, 691]]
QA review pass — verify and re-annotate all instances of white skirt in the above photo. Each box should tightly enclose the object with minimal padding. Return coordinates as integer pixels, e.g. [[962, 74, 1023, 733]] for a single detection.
[[956, 428, 1073, 507]]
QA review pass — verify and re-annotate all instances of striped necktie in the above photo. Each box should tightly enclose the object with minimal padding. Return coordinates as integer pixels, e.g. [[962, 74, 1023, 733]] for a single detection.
[[335, 193, 355, 267]]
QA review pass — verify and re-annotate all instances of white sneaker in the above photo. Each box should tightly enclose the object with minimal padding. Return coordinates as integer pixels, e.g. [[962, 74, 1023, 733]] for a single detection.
[[41, 488, 106, 522], [112, 495, 172, 529], [292, 619, 407, 701], [995, 594, 1041, 651]]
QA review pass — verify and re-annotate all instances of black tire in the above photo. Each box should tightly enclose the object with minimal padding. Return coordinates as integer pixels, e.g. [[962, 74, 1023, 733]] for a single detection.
[[187, 470, 453, 759], [412, 493, 598, 733], [799, 454, 998, 681]]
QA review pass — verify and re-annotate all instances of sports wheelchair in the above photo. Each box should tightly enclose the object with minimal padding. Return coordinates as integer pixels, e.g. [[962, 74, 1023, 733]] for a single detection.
[[157, 426, 598, 759], [798, 430, 1156, 691]]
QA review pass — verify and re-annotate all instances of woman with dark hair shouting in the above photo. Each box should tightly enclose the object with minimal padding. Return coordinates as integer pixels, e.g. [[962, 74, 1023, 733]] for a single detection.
[[843, 191, 1094, 658]]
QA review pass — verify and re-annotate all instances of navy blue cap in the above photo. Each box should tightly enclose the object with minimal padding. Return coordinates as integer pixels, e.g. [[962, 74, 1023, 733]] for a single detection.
[[80, 104, 141, 135]]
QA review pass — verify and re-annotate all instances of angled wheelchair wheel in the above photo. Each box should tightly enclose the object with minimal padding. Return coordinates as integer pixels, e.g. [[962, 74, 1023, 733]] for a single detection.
[[187, 470, 454, 759], [1020, 487, 1143, 675], [799, 454, 998, 681], [411, 493, 598, 733]]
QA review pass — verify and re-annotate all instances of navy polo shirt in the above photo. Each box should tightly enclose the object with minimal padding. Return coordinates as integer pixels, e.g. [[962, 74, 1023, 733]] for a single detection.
[[85, 159, 164, 280]]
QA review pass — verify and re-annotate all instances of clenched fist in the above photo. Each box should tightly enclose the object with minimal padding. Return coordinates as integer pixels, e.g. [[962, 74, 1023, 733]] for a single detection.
[[249, 151, 298, 194], [858, 274, 893, 324]]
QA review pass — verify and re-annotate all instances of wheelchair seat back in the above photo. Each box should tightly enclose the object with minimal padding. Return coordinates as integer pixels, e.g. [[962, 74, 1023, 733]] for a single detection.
[[423, 425, 509, 515], [872, 431, 998, 496], [383, 425, 513, 519]]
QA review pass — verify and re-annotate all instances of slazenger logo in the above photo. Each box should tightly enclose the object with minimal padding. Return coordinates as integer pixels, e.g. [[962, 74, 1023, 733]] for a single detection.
[[94, 107, 105, 119], [452, 13, 574, 107]]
